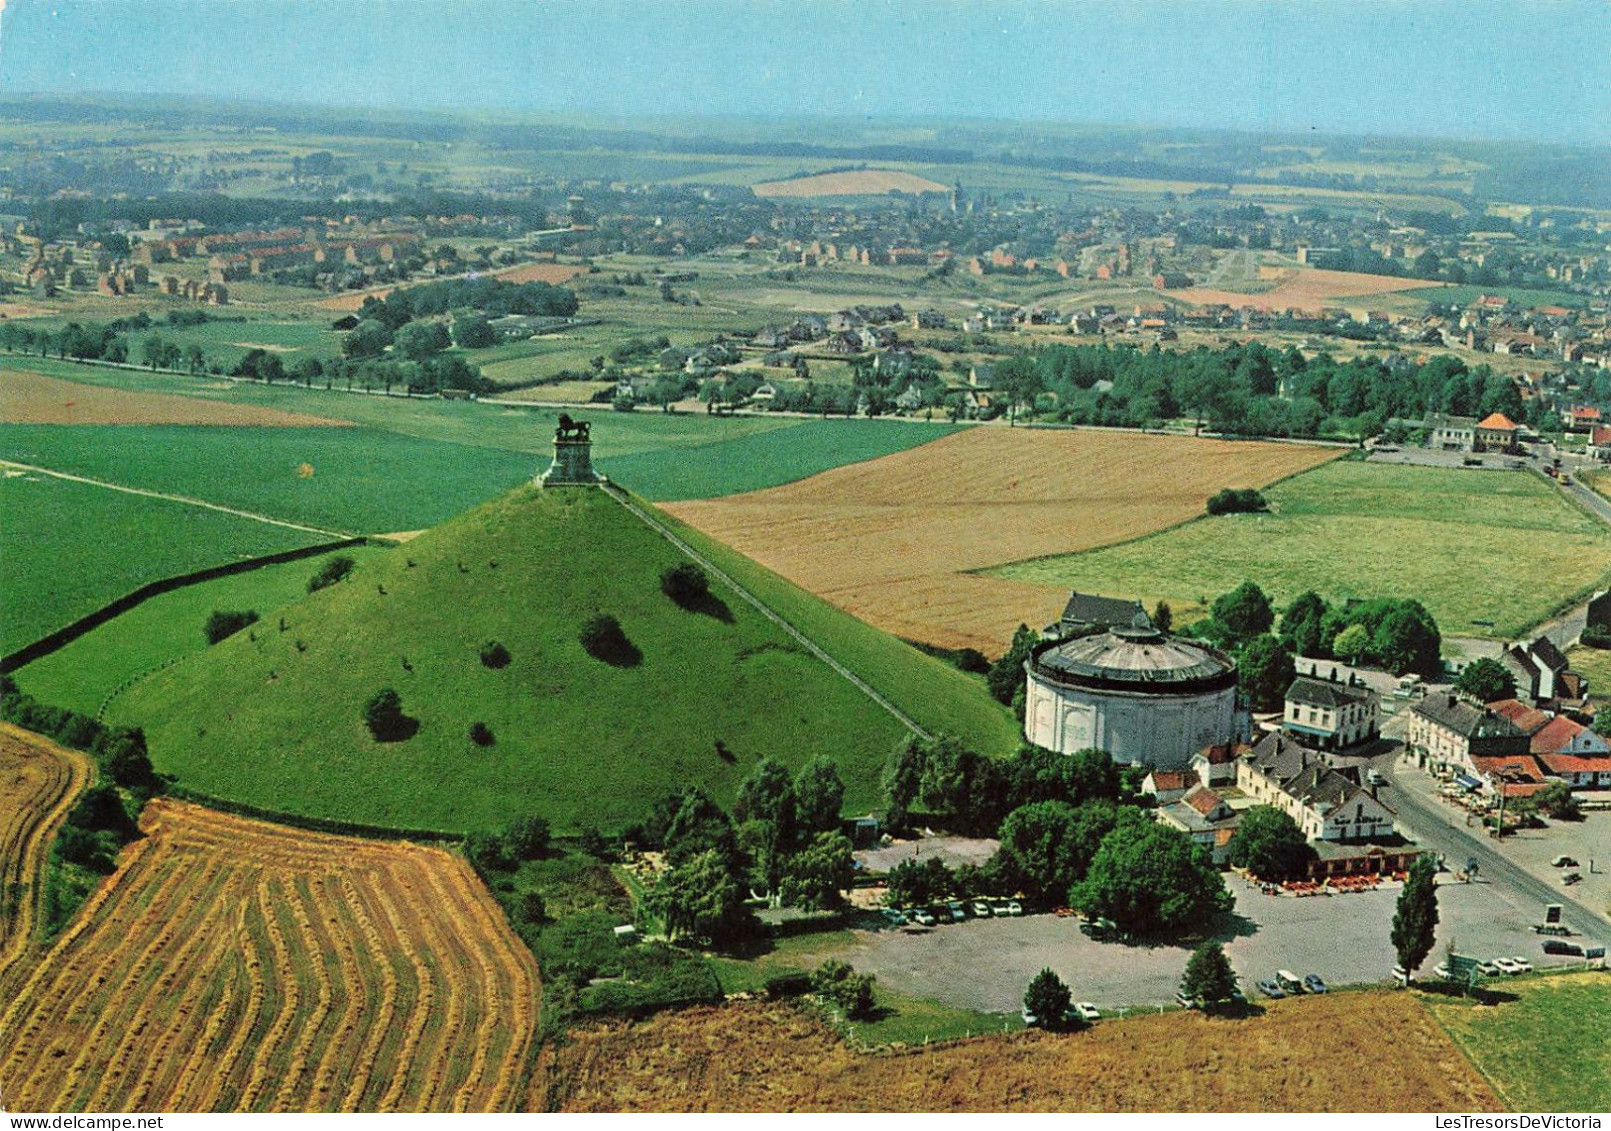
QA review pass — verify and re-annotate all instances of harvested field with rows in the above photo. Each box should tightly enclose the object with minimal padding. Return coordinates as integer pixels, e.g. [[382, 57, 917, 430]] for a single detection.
[[0, 725, 93, 993], [0, 800, 541, 1113], [548, 995, 1502, 1112], [1173, 267, 1443, 314], [0, 369, 349, 427], [663, 427, 1338, 653], [752, 170, 949, 197]]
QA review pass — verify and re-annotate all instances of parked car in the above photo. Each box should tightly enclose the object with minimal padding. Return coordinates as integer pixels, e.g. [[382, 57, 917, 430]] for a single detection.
[[911, 908, 938, 927], [1543, 940, 1585, 956], [1433, 961, 1451, 979], [1006, 899, 1024, 917], [1021, 1006, 1039, 1026], [971, 900, 993, 918], [1366, 768, 1387, 786], [1552, 855, 1580, 868], [989, 900, 1013, 917], [1053, 906, 1077, 918], [1476, 960, 1503, 976], [1255, 980, 1286, 999], [946, 901, 967, 922], [1509, 956, 1533, 973], [1276, 970, 1305, 994], [1072, 1002, 1101, 1023], [1492, 958, 1522, 975], [1303, 974, 1329, 994], [879, 908, 906, 926], [1562, 872, 1583, 886]]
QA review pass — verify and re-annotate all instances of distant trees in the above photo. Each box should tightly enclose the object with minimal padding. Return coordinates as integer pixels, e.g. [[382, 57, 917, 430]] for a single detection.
[[1151, 600, 1173, 633], [342, 318, 394, 359], [648, 848, 755, 946], [884, 856, 954, 907], [1237, 635, 1296, 713], [1210, 582, 1275, 644], [986, 625, 1038, 705], [1225, 806, 1313, 881], [451, 315, 498, 349], [1454, 657, 1517, 704], [793, 757, 845, 835], [1391, 855, 1439, 978], [779, 832, 856, 912], [393, 320, 451, 361], [995, 800, 1117, 904], [204, 609, 259, 645], [503, 814, 552, 861]]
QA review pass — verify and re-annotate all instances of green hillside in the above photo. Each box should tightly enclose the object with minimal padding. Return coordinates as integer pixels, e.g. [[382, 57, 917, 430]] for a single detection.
[[111, 485, 1014, 833]]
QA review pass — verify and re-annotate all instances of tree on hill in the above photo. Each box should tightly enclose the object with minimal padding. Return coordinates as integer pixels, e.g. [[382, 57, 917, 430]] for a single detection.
[[1151, 600, 1173, 633], [1072, 815, 1232, 935], [307, 554, 356, 593], [1279, 591, 1330, 658], [1023, 968, 1071, 1028], [659, 562, 711, 608], [1454, 657, 1517, 704], [479, 640, 512, 669], [1205, 487, 1268, 515], [734, 756, 796, 834], [1225, 805, 1313, 881], [1211, 582, 1274, 643], [452, 315, 497, 349], [794, 757, 845, 835], [1391, 854, 1439, 979], [1181, 941, 1240, 1010], [363, 688, 416, 742], [1237, 635, 1296, 713]]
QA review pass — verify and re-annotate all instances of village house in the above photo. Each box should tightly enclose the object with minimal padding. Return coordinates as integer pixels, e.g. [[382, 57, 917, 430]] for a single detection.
[[1156, 785, 1241, 864], [1237, 732, 1397, 843], [1473, 412, 1520, 454], [1281, 675, 1379, 752], [1190, 742, 1250, 789], [1423, 413, 1476, 451], [1498, 637, 1573, 703], [1046, 591, 1150, 638], [1141, 769, 1198, 806], [1407, 693, 1529, 773]]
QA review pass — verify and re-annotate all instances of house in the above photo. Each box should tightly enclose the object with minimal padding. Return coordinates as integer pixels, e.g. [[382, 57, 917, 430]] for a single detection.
[[1529, 715, 1610, 758], [1486, 698, 1553, 739], [1282, 676, 1380, 751], [1407, 693, 1529, 773], [1157, 785, 1241, 864], [962, 390, 996, 419], [1142, 769, 1198, 806], [1423, 413, 1476, 452], [1591, 426, 1611, 461], [1535, 754, 1611, 790], [1563, 405, 1602, 432], [1191, 742, 1249, 788], [893, 384, 925, 413], [752, 326, 790, 349], [967, 363, 995, 389], [1237, 732, 1396, 843], [1473, 412, 1520, 454], [1048, 591, 1150, 638], [1470, 754, 1552, 800], [1499, 637, 1571, 703]]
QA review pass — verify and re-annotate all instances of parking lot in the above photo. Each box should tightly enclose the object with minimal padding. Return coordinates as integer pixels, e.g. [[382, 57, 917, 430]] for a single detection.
[[820, 873, 1594, 1015]]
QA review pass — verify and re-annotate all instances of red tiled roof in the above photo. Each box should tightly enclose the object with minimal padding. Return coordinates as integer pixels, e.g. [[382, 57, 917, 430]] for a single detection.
[[1569, 406, 1601, 420], [1530, 715, 1589, 755], [1538, 752, 1610, 775], [1195, 742, 1250, 765], [1476, 412, 1518, 430], [1488, 699, 1553, 734], [1472, 755, 1546, 782], [1148, 770, 1194, 792], [1182, 785, 1225, 816], [1592, 425, 1611, 446]]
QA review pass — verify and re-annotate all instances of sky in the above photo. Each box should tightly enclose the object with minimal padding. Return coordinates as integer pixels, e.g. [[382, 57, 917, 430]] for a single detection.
[[0, 0, 1606, 145]]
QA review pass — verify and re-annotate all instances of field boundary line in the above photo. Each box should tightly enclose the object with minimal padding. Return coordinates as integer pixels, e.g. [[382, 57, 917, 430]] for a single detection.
[[601, 483, 932, 741], [1415, 996, 1516, 1112], [0, 458, 353, 539]]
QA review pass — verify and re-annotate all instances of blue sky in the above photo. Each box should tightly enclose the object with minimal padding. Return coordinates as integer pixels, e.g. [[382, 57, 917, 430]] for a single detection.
[[1, 0, 1606, 145]]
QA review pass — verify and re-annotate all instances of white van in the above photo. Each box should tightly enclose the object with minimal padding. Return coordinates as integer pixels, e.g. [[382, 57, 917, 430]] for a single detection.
[[1276, 970, 1304, 993]]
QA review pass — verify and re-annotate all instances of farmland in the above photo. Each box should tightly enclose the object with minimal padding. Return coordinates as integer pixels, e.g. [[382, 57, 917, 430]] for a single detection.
[[546, 993, 1501, 1112], [1, 368, 348, 427], [0, 472, 323, 655], [993, 460, 1611, 641], [1172, 267, 1444, 314], [12, 544, 389, 716], [664, 427, 1340, 653], [0, 726, 93, 993], [1423, 972, 1611, 1113], [752, 170, 950, 197], [0, 799, 541, 1112], [110, 486, 1014, 832]]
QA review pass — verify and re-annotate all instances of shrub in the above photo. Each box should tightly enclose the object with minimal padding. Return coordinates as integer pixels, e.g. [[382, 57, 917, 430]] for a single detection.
[[764, 971, 814, 999], [503, 814, 552, 861], [1024, 968, 1071, 1028], [1580, 623, 1611, 649], [660, 562, 711, 608], [465, 831, 512, 873], [362, 688, 414, 742], [308, 554, 356, 593], [469, 721, 495, 747], [479, 640, 512, 669], [579, 614, 641, 666], [1206, 488, 1268, 516], [204, 609, 259, 645], [811, 959, 876, 1020]]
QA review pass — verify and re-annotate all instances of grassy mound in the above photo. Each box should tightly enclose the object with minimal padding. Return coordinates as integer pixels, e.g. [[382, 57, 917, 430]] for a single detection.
[[113, 486, 1012, 833]]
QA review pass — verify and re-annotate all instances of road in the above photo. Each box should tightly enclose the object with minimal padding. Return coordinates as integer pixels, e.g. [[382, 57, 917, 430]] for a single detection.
[[1380, 759, 1605, 940]]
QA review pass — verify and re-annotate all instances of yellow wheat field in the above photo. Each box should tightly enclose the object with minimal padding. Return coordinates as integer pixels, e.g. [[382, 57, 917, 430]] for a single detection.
[[0, 725, 93, 995], [0, 799, 540, 1113]]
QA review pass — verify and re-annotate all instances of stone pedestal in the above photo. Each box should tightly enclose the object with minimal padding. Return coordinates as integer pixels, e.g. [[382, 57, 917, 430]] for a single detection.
[[539, 437, 603, 486]]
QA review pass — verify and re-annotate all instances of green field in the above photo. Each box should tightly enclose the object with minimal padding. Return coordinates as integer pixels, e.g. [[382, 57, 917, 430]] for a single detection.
[[12, 544, 389, 714], [1566, 646, 1611, 697], [0, 472, 322, 654], [990, 461, 1611, 642], [125, 317, 345, 369], [111, 485, 1013, 832], [1423, 971, 1611, 1112], [1399, 284, 1592, 310], [0, 423, 536, 533]]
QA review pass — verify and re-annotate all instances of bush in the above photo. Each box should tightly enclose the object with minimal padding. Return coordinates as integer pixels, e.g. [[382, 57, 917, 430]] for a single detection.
[[479, 640, 512, 669], [764, 971, 814, 999], [1024, 968, 1071, 1028], [469, 721, 495, 747], [1206, 488, 1269, 516], [503, 814, 552, 861], [579, 614, 641, 666], [660, 562, 711, 608], [308, 554, 357, 593], [362, 688, 415, 742], [811, 959, 876, 1020], [465, 830, 512, 873], [204, 609, 259, 645], [1580, 623, 1611, 649]]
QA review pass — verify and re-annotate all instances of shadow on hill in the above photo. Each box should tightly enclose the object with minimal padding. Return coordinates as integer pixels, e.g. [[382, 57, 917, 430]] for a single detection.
[[373, 715, 421, 743], [683, 590, 735, 624], [1416, 980, 1521, 1006]]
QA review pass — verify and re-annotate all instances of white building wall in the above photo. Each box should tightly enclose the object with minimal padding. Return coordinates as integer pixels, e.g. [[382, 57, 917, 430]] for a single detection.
[[1025, 673, 1237, 770]]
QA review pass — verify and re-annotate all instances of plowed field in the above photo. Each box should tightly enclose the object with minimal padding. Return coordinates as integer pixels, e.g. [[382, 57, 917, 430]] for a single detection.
[[1175, 267, 1443, 314], [0, 800, 541, 1113], [0, 369, 347, 427], [0, 725, 93, 992], [548, 996, 1501, 1112], [753, 170, 949, 197], [663, 427, 1338, 653]]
